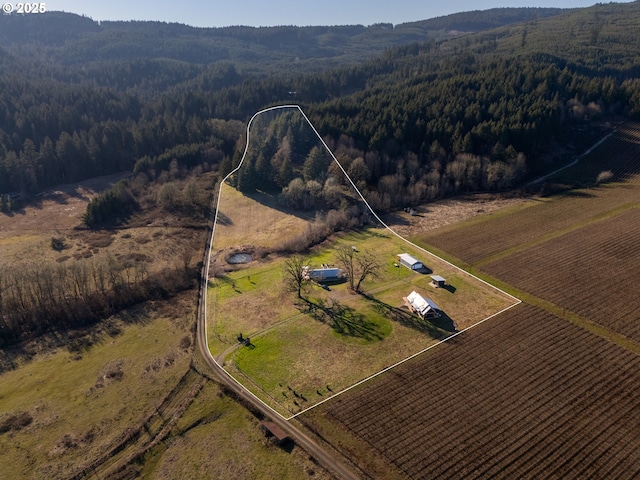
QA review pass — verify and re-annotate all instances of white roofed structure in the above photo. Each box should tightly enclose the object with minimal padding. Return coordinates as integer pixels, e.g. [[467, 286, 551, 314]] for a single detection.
[[397, 253, 423, 270], [405, 291, 441, 318]]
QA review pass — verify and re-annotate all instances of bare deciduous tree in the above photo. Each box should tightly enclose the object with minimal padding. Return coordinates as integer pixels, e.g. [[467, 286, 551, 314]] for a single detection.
[[283, 255, 308, 298], [336, 245, 356, 290], [354, 251, 381, 292], [336, 245, 381, 292]]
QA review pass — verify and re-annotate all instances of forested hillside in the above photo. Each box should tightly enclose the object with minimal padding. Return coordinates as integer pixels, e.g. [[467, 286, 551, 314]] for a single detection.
[[1, 3, 639, 210], [0, 8, 563, 71]]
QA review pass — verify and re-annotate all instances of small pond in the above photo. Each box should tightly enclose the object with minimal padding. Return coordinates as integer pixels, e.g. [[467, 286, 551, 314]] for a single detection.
[[228, 253, 253, 264]]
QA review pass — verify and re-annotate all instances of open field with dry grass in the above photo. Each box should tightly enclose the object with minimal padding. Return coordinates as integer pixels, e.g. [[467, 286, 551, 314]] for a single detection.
[[0, 295, 194, 479], [141, 380, 333, 480], [0, 171, 331, 479], [0, 172, 205, 276], [381, 193, 529, 239], [0, 173, 129, 241], [212, 185, 313, 251], [0, 292, 328, 479], [304, 303, 640, 480]]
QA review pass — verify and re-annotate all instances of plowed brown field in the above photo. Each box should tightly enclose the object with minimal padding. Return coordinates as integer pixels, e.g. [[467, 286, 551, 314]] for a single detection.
[[309, 304, 640, 479], [420, 182, 639, 265], [483, 207, 640, 342]]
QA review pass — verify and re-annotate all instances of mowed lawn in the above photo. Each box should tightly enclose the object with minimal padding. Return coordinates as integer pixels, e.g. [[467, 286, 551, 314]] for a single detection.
[[208, 188, 516, 416]]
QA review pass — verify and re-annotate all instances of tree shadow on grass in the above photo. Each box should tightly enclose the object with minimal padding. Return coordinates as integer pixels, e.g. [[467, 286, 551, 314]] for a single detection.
[[361, 293, 456, 340], [0, 343, 32, 375], [552, 189, 596, 199], [241, 190, 315, 222], [381, 211, 411, 227], [214, 274, 242, 293], [215, 211, 233, 226], [297, 298, 385, 342]]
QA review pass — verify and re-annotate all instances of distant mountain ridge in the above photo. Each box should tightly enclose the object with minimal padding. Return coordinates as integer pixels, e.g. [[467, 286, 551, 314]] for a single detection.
[[0, 8, 565, 71], [399, 7, 566, 32]]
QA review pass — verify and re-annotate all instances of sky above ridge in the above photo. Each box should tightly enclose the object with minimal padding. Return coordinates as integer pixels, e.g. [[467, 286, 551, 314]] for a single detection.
[[39, 0, 635, 28]]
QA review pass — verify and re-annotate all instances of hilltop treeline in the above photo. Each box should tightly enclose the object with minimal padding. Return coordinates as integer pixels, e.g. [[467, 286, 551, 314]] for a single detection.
[[1, 3, 640, 210], [0, 73, 243, 197]]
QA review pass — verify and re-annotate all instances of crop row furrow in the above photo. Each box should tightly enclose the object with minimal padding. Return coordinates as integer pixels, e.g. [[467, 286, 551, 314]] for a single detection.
[[395, 320, 605, 473], [550, 393, 639, 478], [577, 423, 640, 480], [435, 342, 624, 478], [497, 365, 640, 479]]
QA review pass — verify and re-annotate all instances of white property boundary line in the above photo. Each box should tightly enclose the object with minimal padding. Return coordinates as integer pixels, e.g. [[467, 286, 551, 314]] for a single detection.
[[203, 105, 522, 422]]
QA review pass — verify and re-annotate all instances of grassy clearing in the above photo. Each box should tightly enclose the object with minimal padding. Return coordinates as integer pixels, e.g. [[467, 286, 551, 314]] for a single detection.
[[207, 258, 301, 354], [213, 185, 312, 250], [0, 307, 192, 479], [142, 382, 330, 480], [209, 190, 515, 415], [0, 226, 202, 275]]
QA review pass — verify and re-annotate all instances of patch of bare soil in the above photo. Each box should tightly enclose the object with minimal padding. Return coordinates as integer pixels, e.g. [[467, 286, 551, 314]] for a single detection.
[[0, 172, 130, 240], [382, 193, 530, 237]]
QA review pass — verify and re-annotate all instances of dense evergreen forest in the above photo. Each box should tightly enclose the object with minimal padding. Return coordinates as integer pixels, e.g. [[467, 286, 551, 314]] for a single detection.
[[1, 3, 640, 211]]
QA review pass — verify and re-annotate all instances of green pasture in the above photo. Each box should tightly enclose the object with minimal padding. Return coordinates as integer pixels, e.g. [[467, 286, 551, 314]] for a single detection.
[[141, 382, 322, 480], [209, 225, 515, 415], [0, 315, 191, 479]]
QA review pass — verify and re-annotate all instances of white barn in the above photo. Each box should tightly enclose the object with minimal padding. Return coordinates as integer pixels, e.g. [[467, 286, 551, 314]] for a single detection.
[[405, 291, 441, 319], [397, 253, 423, 271]]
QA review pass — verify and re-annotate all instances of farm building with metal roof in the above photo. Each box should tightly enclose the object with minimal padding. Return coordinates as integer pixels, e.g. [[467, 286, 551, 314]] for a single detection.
[[397, 253, 423, 270], [261, 421, 290, 445], [405, 291, 441, 319], [303, 266, 344, 283]]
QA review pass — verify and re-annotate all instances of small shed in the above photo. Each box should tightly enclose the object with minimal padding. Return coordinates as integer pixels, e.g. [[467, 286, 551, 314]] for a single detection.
[[397, 253, 423, 271], [404, 291, 441, 319], [261, 421, 290, 445], [430, 275, 447, 288]]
